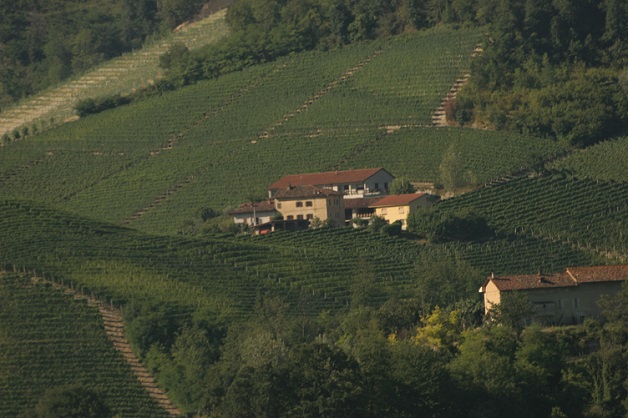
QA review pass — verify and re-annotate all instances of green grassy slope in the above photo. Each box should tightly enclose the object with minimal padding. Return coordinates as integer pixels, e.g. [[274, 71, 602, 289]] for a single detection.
[[0, 273, 168, 417], [0, 27, 570, 236]]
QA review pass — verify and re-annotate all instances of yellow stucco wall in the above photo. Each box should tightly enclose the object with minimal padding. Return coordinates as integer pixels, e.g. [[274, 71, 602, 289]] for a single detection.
[[374, 195, 432, 229], [276, 196, 345, 227]]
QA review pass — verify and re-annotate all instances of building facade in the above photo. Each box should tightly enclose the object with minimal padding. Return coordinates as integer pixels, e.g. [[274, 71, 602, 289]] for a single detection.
[[273, 185, 345, 227], [370, 193, 438, 229], [480, 265, 628, 325]]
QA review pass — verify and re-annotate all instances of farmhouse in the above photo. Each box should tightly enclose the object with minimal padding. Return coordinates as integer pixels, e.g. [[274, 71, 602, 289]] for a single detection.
[[268, 168, 394, 199], [273, 184, 345, 227], [228, 200, 277, 226], [370, 193, 439, 229], [480, 265, 628, 325]]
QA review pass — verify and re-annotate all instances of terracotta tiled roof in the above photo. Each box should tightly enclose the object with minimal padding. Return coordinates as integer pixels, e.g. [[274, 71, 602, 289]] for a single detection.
[[484, 272, 576, 292], [268, 168, 391, 190], [482, 265, 628, 292], [228, 200, 276, 215], [567, 265, 628, 283], [370, 193, 425, 207], [344, 197, 383, 210], [273, 184, 344, 200]]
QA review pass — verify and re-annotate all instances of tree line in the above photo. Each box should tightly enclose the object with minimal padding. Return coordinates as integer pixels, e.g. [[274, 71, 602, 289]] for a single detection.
[[159, 0, 627, 146], [116, 279, 628, 417], [0, 0, 210, 110]]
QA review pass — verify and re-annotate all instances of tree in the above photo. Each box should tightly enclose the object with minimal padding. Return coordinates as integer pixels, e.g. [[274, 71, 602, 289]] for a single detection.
[[26, 386, 112, 418], [439, 145, 473, 195], [389, 176, 415, 194], [487, 291, 534, 330]]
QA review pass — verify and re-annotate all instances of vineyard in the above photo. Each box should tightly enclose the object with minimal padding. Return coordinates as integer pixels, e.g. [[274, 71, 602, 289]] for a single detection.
[[0, 27, 570, 236], [0, 199, 610, 320], [0, 273, 168, 417], [0, 10, 230, 140], [549, 136, 628, 182], [434, 173, 628, 260]]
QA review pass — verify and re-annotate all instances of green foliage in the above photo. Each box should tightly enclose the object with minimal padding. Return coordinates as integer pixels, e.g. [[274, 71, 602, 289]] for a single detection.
[[550, 136, 628, 182], [487, 291, 534, 329], [75, 94, 132, 117], [0, 274, 166, 417], [408, 207, 493, 243], [389, 176, 415, 195], [456, 0, 628, 145], [26, 386, 112, 418]]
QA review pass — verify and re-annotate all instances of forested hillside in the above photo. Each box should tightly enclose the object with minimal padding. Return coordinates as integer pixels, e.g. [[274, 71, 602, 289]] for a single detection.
[[0, 0, 626, 416], [0, 0, 220, 109]]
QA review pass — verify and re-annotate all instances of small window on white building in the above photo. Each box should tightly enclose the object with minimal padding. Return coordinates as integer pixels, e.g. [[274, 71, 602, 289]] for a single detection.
[[277, 203, 282, 209], [296, 202, 303, 207], [381, 208, 387, 215], [306, 201, 313, 207], [398, 207, 405, 214]]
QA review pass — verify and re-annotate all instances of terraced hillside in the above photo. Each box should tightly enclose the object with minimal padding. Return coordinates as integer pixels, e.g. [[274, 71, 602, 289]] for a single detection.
[[549, 135, 628, 182], [0, 10, 229, 139], [0, 199, 609, 317], [0, 272, 169, 417], [0, 27, 570, 235]]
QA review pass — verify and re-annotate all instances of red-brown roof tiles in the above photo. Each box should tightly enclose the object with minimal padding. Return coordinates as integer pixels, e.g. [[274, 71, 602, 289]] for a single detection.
[[567, 265, 628, 283], [484, 272, 576, 292], [483, 265, 628, 292], [370, 193, 425, 207], [344, 197, 383, 210], [273, 184, 344, 200], [268, 168, 390, 190], [228, 200, 276, 215]]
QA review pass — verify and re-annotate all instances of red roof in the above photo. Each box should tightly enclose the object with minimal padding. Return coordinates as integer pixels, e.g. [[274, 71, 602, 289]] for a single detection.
[[482, 265, 628, 292], [567, 265, 628, 283], [228, 200, 276, 215], [268, 168, 391, 190], [273, 184, 344, 200], [370, 193, 425, 207], [344, 197, 383, 210]]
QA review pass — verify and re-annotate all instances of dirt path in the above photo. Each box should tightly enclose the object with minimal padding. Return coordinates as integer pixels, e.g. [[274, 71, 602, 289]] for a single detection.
[[33, 275, 182, 416], [431, 45, 483, 127]]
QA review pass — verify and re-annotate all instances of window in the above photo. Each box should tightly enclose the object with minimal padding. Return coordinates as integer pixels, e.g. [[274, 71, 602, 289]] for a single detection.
[[297, 214, 303, 220], [381, 208, 387, 215], [277, 203, 282, 209], [343, 185, 349, 191], [296, 202, 303, 207], [287, 215, 294, 220], [573, 298, 580, 308], [384, 182, 388, 190], [306, 214, 313, 220], [306, 201, 313, 207], [375, 182, 379, 190], [356, 184, 364, 191], [398, 207, 405, 214], [558, 299, 564, 309]]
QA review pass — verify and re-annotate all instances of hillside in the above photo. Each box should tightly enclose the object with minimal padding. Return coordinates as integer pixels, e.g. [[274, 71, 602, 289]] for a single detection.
[[0, 272, 169, 417], [0, 14, 627, 416], [0, 26, 570, 237], [0, 9, 229, 139]]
